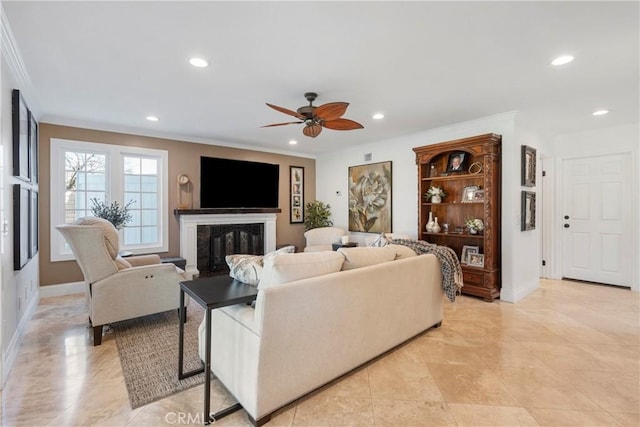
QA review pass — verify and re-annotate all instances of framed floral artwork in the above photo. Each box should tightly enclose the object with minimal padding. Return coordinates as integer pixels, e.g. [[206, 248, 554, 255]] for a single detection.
[[348, 161, 392, 233], [290, 166, 304, 223]]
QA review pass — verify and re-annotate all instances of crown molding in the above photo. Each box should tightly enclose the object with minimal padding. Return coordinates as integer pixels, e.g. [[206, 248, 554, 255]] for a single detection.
[[1, 7, 33, 93]]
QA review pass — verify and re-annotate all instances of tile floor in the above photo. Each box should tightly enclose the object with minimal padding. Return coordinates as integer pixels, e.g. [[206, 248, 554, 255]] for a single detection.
[[1, 279, 638, 426]]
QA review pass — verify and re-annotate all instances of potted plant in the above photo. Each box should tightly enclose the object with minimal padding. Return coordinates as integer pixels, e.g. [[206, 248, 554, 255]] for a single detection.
[[425, 186, 446, 203], [304, 200, 333, 231], [465, 218, 484, 234], [90, 198, 135, 229]]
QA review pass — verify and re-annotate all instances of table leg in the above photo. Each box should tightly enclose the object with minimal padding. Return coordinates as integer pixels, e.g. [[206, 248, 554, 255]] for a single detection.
[[178, 289, 203, 380], [204, 308, 212, 424]]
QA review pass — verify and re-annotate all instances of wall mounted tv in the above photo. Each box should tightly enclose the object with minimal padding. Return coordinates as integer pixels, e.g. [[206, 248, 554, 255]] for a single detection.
[[200, 157, 279, 209]]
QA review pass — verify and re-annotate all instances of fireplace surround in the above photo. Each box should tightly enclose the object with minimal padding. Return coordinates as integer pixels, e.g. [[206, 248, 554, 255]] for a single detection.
[[176, 209, 278, 278]]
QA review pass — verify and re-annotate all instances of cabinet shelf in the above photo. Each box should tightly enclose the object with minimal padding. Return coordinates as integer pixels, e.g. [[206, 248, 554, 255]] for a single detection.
[[422, 232, 484, 239], [422, 202, 484, 206], [421, 174, 484, 182], [414, 133, 501, 302]]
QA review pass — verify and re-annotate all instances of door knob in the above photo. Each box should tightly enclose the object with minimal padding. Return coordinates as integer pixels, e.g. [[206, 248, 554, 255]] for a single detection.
[[564, 224, 570, 228], [564, 215, 570, 220]]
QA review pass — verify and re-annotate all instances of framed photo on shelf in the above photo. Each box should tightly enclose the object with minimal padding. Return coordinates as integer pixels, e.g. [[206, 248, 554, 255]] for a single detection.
[[348, 161, 392, 233], [468, 253, 485, 268], [290, 166, 304, 224], [472, 189, 485, 202], [461, 245, 479, 264], [12, 89, 30, 181], [521, 145, 536, 187], [446, 152, 467, 173], [521, 191, 536, 231], [461, 185, 479, 203]]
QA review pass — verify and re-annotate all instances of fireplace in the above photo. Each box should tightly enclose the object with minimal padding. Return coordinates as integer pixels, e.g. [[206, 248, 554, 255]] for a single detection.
[[176, 209, 278, 278], [197, 223, 264, 276]]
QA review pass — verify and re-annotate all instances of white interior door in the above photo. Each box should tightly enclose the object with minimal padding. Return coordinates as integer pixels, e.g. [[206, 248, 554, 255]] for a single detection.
[[562, 154, 631, 286]]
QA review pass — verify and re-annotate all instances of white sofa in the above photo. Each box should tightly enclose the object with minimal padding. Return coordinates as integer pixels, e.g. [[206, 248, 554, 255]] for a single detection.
[[198, 246, 444, 425]]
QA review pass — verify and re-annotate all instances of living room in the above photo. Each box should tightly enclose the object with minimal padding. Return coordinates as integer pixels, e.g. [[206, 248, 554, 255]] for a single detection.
[[1, 2, 638, 426]]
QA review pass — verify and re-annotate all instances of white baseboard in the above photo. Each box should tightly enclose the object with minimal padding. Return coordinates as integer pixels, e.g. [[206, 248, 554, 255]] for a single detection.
[[39, 281, 85, 298], [500, 280, 540, 303], [2, 292, 39, 388]]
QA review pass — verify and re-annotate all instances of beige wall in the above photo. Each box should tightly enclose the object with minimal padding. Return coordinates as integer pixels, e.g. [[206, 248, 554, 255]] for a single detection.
[[40, 124, 315, 286]]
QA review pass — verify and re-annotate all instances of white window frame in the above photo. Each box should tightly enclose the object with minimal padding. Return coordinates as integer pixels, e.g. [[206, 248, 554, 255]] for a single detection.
[[50, 138, 169, 261]]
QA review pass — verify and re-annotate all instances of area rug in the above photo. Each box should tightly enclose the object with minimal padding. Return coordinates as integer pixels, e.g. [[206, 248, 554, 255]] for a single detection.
[[113, 304, 206, 409]]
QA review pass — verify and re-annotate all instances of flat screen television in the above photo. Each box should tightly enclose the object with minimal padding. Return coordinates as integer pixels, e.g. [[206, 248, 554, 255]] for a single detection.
[[200, 157, 279, 208]]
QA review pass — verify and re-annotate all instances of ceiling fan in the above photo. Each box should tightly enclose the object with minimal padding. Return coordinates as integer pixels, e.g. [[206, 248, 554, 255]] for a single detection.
[[262, 92, 364, 138]]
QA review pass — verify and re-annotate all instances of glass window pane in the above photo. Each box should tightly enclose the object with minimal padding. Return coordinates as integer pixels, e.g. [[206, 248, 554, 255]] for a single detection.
[[128, 210, 141, 227], [141, 227, 157, 244], [141, 175, 157, 193], [86, 173, 105, 190], [124, 175, 140, 192], [141, 158, 157, 174], [76, 172, 86, 190], [87, 192, 106, 203], [141, 210, 157, 226], [141, 193, 157, 209], [65, 171, 78, 190], [65, 152, 84, 171], [124, 157, 140, 175], [86, 154, 106, 173], [123, 227, 139, 245], [124, 192, 141, 208]]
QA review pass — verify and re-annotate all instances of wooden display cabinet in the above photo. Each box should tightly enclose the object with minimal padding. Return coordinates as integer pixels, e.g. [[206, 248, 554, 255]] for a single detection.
[[413, 133, 501, 301]]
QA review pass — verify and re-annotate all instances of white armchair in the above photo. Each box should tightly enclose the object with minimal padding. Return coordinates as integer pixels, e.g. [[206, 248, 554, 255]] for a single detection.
[[56, 217, 189, 345], [303, 227, 347, 252]]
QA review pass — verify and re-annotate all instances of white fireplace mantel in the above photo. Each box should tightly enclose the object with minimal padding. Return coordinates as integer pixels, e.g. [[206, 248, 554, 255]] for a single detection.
[[177, 211, 277, 278]]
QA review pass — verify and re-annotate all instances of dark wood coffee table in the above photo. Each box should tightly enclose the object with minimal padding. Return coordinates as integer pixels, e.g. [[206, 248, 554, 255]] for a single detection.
[[178, 275, 258, 425]]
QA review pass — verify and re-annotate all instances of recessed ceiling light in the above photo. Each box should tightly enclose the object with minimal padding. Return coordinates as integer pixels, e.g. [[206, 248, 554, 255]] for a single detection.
[[372, 113, 385, 120], [146, 116, 159, 122], [551, 55, 574, 66], [592, 109, 609, 116], [289, 140, 298, 145], [189, 57, 209, 68]]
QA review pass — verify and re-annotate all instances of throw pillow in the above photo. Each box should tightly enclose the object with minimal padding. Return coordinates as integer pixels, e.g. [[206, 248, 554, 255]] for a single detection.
[[370, 233, 390, 247], [225, 254, 263, 286], [225, 245, 296, 286]]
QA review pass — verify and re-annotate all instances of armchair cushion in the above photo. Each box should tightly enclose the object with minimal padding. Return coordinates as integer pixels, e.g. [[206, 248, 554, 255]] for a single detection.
[[74, 217, 120, 258]]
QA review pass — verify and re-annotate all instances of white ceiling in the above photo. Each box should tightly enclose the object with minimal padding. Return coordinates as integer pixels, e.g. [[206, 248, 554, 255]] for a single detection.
[[3, 1, 638, 156]]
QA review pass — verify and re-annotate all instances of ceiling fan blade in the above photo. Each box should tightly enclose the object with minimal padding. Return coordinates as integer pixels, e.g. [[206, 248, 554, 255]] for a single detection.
[[266, 103, 306, 120], [261, 121, 302, 128], [303, 123, 322, 138], [322, 118, 364, 131], [314, 102, 349, 121]]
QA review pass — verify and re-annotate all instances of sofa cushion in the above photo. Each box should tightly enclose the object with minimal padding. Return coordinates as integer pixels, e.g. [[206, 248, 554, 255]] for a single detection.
[[337, 246, 397, 270], [258, 251, 345, 289], [386, 244, 418, 260], [226, 246, 296, 286]]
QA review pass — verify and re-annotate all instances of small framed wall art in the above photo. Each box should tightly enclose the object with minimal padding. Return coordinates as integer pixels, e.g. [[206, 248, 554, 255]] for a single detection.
[[290, 166, 304, 224], [521, 145, 536, 187], [521, 191, 536, 231], [12, 89, 30, 181]]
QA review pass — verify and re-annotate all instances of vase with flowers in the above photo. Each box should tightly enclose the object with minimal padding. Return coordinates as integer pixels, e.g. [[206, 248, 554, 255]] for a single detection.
[[465, 218, 484, 234], [425, 186, 446, 203]]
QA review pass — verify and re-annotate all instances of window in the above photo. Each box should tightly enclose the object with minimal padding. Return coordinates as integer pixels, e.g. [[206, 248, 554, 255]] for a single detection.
[[51, 139, 168, 261]]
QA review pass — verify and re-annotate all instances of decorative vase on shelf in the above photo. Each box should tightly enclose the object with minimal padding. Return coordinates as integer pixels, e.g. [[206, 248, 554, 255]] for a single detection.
[[469, 227, 478, 235], [426, 212, 435, 232], [432, 217, 441, 233], [431, 195, 442, 204]]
